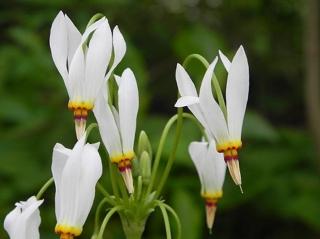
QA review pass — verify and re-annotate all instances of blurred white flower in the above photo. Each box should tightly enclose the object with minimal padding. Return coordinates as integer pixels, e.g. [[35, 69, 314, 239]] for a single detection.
[[49, 11, 126, 139], [52, 136, 102, 238], [4, 196, 43, 239], [94, 68, 139, 194], [189, 140, 226, 230], [175, 46, 249, 189]]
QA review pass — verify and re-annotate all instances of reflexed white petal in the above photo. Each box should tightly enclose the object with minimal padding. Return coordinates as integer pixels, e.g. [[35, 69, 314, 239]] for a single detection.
[[204, 141, 226, 192], [52, 143, 71, 220], [188, 141, 208, 187], [75, 143, 102, 226], [80, 17, 106, 45], [199, 58, 229, 144], [93, 89, 122, 156], [226, 46, 249, 140], [84, 19, 112, 101], [105, 26, 126, 81], [49, 11, 69, 94], [4, 196, 43, 239], [175, 63, 198, 97], [175, 96, 199, 107], [58, 138, 85, 225], [111, 105, 120, 131], [218, 50, 231, 72], [64, 15, 81, 68], [118, 68, 139, 154], [68, 45, 85, 100], [4, 207, 20, 237], [175, 63, 208, 130]]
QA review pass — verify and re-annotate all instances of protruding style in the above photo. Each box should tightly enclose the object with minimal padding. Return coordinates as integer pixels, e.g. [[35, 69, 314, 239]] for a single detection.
[[189, 140, 226, 231], [175, 46, 249, 189], [94, 68, 139, 194], [49, 11, 126, 139]]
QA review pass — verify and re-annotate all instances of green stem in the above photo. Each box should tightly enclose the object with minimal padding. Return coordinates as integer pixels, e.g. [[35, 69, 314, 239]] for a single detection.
[[36, 178, 54, 200], [96, 183, 116, 205], [86, 123, 98, 140], [97, 206, 122, 239], [93, 198, 111, 236], [146, 114, 180, 195], [155, 107, 183, 197], [158, 203, 172, 239], [182, 54, 227, 119], [107, 152, 120, 198], [159, 202, 181, 239], [86, 13, 105, 28]]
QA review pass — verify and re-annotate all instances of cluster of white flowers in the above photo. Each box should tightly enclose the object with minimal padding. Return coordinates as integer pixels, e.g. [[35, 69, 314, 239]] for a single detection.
[[3, 10, 249, 238], [175, 46, 249, 230]]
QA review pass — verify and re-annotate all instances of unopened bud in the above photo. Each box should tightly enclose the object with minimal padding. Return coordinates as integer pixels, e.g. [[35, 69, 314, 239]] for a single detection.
[[137, 131, 152, 158], [140, 151, 151, 185]]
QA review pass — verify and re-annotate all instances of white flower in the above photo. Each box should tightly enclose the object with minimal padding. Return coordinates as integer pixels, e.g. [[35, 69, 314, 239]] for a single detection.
[[49, 11, 126, 139], [189, 140, 226, 230], [175, 46, 249, 188], [4, 196, 43, 239], [93, 68, 139, 194], [52, 136, 102, 238]]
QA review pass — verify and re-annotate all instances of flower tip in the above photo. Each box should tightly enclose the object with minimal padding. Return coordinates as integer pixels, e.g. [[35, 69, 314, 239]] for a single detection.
[[239, 184, 244, 194]]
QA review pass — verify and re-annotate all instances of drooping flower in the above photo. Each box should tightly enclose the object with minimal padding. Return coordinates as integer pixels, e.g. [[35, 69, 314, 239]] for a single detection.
[[175, 46, 249, 189], [4, 196, 43, 239], [52, 136, 102, 239], [189, 140, 226, 231], [93, 68, 139, 194], [49, 11, 126, 139]]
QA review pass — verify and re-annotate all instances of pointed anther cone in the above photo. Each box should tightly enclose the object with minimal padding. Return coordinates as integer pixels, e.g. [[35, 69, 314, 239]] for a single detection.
[[205, 204, 217, 231], [226, 159, 242, 189], [75, 118, 86, 140], [120, 168, 134, 194]]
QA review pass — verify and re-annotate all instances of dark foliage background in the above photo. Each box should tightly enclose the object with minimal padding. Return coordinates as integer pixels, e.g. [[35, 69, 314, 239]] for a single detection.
[[1, 0, 320, 238]]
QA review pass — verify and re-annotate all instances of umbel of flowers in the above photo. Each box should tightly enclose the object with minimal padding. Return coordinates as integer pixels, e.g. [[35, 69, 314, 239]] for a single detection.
[[3, 10, 250, 239]]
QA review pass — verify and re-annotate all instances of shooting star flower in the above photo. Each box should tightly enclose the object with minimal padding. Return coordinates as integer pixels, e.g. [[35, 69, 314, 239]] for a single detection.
[[175, 46, 249, 190], [93, 68, 139, 194], [189, 140, 226, 231], [49, 11, 126, 139], [4, 196, 43, 239], [52, 136, 102, 239]]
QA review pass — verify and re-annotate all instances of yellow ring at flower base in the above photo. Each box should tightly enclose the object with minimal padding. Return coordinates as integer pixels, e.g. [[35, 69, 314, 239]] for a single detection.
[[110, 151, 135, 164], [201, 191, 223, 201], [55, 224, 82, 237], [216, 140, 242, 152], [68, 101, 94, 111]]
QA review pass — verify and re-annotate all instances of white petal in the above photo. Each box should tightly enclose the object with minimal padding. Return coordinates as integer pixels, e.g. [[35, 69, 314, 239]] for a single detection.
[[5, 196, 43, 239], [188, 141, 208, 188], [57, 138, 85, 226], [175, 63, 198, 97], [49, 11, 70, 94], [175, 96, 199, 107], [218, 50, 231, 72], [204, 140, 226, 192], [199, 58, 230, 145], [51, 143, 70, 220], [226, 46, 249, 140], [80, 17, 106, 45], [84, 19, 112, 101], [68, 45, 85, 100], [93, 88, 123, 157], [64, 14, 81, 69], [175, 63, 209, 130], [75, 143, 102, 226], [105, 26, 126, 81], [118, 68, 139, 154]]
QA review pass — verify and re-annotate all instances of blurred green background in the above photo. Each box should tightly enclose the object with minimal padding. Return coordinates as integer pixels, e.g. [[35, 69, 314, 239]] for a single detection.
[[1, 0, 320, 238]]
